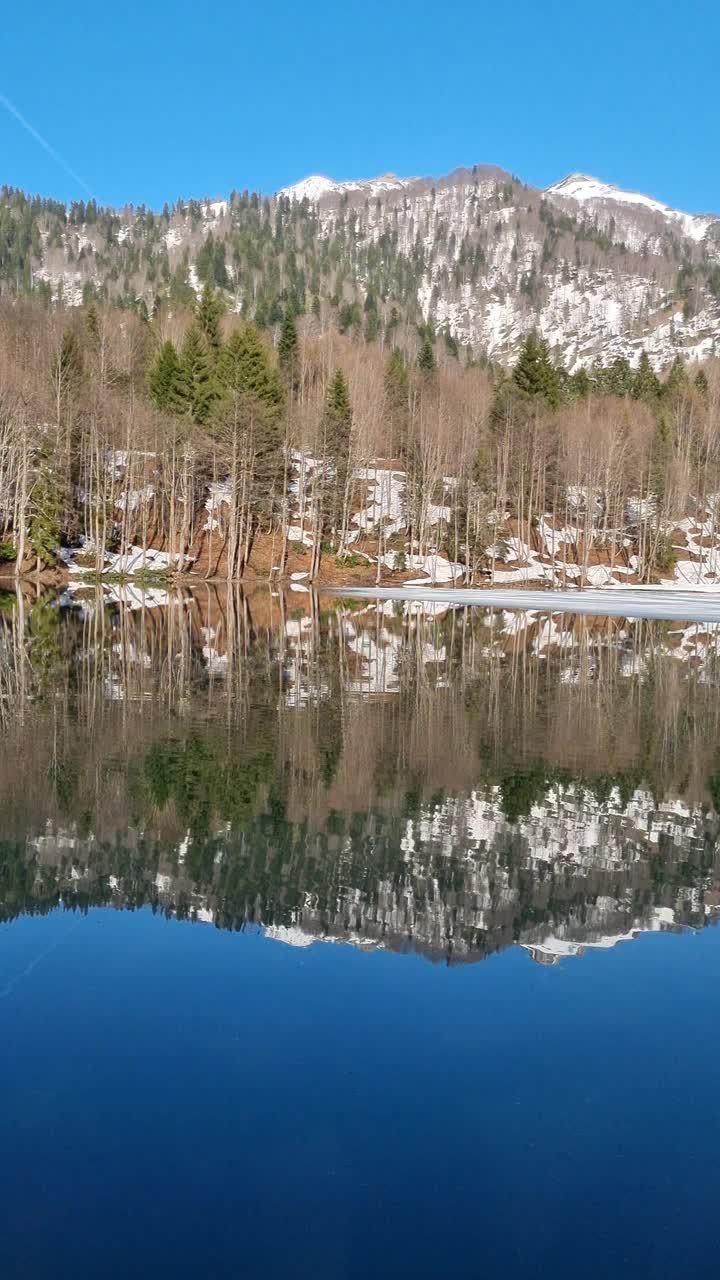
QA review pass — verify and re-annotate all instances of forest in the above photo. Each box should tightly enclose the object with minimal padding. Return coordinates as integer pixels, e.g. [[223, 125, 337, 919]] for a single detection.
[[0, 285, 718, 585]]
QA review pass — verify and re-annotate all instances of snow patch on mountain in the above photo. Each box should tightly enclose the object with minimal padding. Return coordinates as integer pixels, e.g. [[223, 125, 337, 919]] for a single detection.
[[546, 173, 716, 243], [279, 172, 414, 202], [279, 175, 342, 201]]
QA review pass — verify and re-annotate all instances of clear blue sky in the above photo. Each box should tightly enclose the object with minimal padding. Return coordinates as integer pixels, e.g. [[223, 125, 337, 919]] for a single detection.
[[3, 0, 717, 211]]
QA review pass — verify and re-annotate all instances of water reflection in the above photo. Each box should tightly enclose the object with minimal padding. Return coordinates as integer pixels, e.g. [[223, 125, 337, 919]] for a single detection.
[[2, 583, 720, 965]]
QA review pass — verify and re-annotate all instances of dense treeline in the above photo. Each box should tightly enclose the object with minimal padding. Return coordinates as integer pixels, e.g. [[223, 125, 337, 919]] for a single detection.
[[0, 289, 719, 582]]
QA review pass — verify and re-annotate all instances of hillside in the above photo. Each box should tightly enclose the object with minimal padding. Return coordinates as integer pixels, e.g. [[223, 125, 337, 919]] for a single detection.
[[3, 162, 720, 369]]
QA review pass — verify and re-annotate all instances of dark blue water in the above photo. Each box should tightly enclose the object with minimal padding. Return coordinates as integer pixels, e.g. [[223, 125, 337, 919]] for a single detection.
[[4, 591, 720, 1275], [2, 906, 720, 1279]]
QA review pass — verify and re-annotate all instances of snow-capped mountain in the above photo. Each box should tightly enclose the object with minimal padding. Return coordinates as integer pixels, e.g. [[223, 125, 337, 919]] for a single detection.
[[278, 172, 415, 201], [545, 172, 715, 244], [9, 161, 720, 369], [277, 165, 720, 368]]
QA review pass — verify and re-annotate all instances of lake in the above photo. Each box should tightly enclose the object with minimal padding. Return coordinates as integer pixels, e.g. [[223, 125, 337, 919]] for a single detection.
[[2, 584, 720, 1278]]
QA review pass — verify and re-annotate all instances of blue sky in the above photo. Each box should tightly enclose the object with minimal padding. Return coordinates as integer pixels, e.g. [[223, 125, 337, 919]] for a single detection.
[[3, 0, 718, 211]]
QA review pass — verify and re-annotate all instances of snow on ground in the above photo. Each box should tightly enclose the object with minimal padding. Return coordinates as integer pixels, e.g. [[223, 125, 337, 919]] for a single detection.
[[287, 526, 314, 547], [116, 485, 155, 514], [404, 554, 464, 585], [204, 480, 232, 531], [352, 466, 406, 539]]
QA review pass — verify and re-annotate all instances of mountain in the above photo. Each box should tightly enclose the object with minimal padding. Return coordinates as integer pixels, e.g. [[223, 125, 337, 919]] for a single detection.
[[3, 162, 720, 369]]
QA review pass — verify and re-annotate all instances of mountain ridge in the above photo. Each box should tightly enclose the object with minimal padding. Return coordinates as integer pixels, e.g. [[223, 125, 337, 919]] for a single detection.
[[281, 167, 718, 225], [4, 160, 720, 369]]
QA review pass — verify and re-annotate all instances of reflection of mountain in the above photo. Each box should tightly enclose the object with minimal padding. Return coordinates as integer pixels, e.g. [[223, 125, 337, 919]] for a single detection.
[[8, 777, 720, 968], [2, 587, 720, 966]]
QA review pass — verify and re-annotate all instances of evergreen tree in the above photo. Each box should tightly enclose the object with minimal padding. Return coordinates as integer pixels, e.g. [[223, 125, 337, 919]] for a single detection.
[[570, 367, 591, 400], [384, 349, 409, 458], [148, 340, 188, 414], [52, 327, 84, 399], [196, 284, 224, 363], [196, 234, 229, 289], [651, 413, 673, 502], [606, 356, 633, 397], [29, 448, 61, 565], [664, 355, 688, 400], [512, 331, 561, 406], [169, 261, 195, 305], [695, 368, 709, 398], [215, 323, 285, 521], [417, 335, 435, 372], [324, 369, 352, 447], [278, 309, 298, 371], [385, 306, 400, 343], [363, 291, 380, 343], [181, 325, 217, 423], [85, 303, 100, 349], [322, 369, 353, 535], [632, 351, 660, 402], [217, 323, 284, 419]]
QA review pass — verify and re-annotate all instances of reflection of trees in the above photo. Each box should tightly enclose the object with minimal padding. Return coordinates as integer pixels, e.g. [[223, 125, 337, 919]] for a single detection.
[[1, 587, 720, 961]]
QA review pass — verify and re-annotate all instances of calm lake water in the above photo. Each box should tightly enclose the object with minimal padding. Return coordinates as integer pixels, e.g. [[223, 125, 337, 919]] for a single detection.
[[2, 585, 720, 1277]]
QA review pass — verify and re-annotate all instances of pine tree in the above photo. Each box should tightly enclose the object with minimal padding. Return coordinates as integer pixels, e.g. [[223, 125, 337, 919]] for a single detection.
[[606, 356, 633, 397], [664, 355, 688, 401], [29, 448, 61, 565], [85, 303, 100, 349], [181, 325, 217, 423], [384, 349, 409, 457], [215, 323, 285, 527], [278, 309, 298, 371], [324, 369, 352, 447], [363, 291, 380, 343], [148, 340, 188, 414], [512, 332, 561, 406], [417, 335, 435, 372], [570, 367, 591, 400], [651, 413, 673, 502], [196, 284, 224, 363], [217, 323, 284, 419], [52, 328, 84, 399], [385, 306, 400, 343], [695, 368, 709, 397], [322, 369, 353, 535], [632, 351, 660, 402]]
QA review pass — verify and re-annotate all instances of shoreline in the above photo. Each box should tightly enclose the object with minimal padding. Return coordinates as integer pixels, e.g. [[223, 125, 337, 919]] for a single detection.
[[7, 572, 720, 623]]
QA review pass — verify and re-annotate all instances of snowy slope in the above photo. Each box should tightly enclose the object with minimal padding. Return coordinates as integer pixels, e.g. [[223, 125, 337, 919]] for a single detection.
[[546, 172, 716, 243], [279, 172, 415, 201]]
